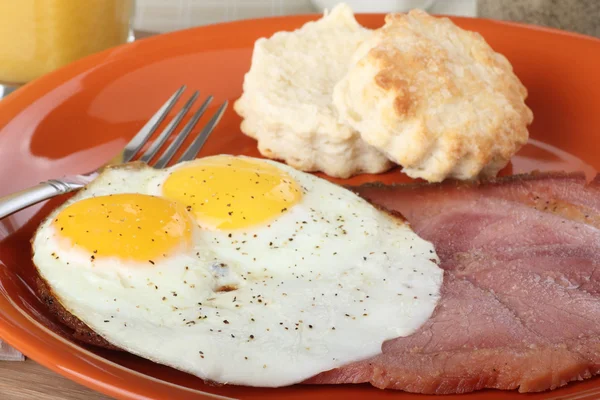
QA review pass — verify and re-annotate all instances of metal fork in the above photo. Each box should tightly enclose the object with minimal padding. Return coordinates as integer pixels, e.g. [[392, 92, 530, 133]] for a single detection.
[[0, 85, 228, 219]]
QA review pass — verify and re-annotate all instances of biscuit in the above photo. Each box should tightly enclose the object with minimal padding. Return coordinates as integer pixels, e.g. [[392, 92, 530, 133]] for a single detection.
[[234, 4, 392, 178], [333, 10, 533, 182]]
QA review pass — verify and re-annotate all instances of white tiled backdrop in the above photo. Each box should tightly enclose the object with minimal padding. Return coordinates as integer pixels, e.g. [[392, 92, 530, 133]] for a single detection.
[[133, 0, 600, 38], [134, 0, 477, 33]]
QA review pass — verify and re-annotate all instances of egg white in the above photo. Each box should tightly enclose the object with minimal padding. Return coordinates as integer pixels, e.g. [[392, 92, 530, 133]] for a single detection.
[[32, 157, 443, 387]]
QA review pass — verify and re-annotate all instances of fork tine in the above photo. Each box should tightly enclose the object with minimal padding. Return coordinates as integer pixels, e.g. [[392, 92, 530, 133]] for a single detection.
[[122, 85, 186, 163], [178, 101, 228, 163], [152, 96, 213, 169], [139, 91, 199, 163]]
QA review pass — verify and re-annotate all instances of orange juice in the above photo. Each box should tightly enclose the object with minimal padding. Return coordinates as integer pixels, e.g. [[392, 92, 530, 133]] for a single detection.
[[0, 0, 134, 83]]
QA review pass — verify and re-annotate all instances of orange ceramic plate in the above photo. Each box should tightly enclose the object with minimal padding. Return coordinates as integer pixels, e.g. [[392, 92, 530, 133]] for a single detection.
[[1, 13, 600, 400]]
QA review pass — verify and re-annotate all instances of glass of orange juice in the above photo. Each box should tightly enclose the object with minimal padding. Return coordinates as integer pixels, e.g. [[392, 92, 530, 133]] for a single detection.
[[0, 0, 135, 85]]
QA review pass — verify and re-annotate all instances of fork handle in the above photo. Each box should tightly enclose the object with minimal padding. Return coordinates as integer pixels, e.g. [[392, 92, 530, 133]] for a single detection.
[[0, 180, 81, 219]]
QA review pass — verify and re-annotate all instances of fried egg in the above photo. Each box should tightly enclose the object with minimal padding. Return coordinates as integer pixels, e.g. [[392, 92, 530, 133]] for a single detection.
[[32, 155, 443, 387]]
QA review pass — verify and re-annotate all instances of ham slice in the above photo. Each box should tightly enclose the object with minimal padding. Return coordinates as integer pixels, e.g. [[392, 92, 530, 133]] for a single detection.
[[306, 172, 600, 394]]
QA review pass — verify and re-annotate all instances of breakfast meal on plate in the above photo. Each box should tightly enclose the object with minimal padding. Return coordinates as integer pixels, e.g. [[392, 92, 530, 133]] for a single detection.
[[234, 4, 392, 179], [235, 4, 533, 182], [25, 3, 598, 398], [31, 155, 443, 386]]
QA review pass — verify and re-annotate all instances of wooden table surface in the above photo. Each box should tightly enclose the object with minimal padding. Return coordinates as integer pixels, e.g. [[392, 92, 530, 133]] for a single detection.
[[0, 359, 111, 399]]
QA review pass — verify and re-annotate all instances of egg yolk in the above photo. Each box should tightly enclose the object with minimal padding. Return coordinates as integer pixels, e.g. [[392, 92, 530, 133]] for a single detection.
[[162, 156, 302, 230], [53, 194, 193, 262]]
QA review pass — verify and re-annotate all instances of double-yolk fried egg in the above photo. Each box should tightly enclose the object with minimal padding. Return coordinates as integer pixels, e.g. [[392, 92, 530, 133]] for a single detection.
[[32, 155, 443, 387]]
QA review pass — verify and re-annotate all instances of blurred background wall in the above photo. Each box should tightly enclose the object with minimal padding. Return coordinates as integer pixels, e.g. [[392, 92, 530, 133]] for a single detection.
[[134, 0, 600, 38]]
